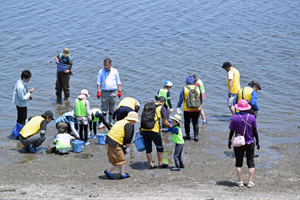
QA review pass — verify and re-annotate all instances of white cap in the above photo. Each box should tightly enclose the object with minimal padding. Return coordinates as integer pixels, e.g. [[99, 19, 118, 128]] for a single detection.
[[164, 81, 173, 87]]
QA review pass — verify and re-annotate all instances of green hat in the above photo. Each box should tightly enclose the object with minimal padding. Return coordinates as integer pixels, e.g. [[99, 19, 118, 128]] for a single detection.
[[61, 48, 70, 57]]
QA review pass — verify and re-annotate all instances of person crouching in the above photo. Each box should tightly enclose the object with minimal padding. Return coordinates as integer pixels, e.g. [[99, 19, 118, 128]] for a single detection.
[[53, 127, 75, 154], [161, 114, 184, 171], [104, 111, 139, 179]]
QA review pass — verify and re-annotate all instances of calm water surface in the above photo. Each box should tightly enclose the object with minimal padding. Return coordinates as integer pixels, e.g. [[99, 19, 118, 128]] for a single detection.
[[1, 0, 299, 137]]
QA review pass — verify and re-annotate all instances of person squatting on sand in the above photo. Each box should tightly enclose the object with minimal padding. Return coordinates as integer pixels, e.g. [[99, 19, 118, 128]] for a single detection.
[[104, 112, 139, 179], [228, 99, 260, 188]]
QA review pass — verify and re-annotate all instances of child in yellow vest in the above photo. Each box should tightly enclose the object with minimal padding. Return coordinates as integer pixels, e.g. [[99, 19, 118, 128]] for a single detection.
[[74, 89, 92, 145], [53, 126, 75, 154], [161, 114, 184, 171]]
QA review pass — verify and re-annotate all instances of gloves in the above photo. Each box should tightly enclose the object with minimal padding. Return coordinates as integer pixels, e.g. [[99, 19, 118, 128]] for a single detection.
[[97, 91, 101, 99], [169, 108, 173, 113], [126, 147, 130, 154], [228, 141, 232, 149], [256, 141, 260, 150], [118, 91, 122, 98], [55, 60, 59, 64], [177, 108, 181, 114], [228, 91, 231, 97]]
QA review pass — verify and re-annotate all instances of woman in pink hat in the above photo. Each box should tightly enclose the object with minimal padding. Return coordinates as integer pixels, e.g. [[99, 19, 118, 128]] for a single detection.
[[227, 99, 260, 188], [74, 89, 92, 145]]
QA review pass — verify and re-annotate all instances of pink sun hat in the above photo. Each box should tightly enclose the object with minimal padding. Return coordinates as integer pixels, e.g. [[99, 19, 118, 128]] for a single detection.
[[235, 99, 251, 111]]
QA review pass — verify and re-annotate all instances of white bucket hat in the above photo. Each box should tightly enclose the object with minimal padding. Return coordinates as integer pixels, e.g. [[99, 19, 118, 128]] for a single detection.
[[78, 89, 90, 99], [125, 111, 140, 122]]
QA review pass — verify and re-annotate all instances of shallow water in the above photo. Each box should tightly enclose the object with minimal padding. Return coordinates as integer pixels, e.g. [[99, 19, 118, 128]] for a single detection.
[[0, 0, 299, 167]]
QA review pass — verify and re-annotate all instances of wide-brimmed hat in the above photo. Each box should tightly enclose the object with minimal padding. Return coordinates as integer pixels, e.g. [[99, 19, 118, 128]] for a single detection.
[[44, 110, 54, 120], [170, 114, 182, 124], [222, 62, 232, 69], [61, 48, 70, 57], [78, 89, 90, 99], [235, 99, 252, 111], [125, 111, 140, 122]]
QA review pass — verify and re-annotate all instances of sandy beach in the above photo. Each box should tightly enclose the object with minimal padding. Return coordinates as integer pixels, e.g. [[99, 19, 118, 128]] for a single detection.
[[0, 125, 299, 200]]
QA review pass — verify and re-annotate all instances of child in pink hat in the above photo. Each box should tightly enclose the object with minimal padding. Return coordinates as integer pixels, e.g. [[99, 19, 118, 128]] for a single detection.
[[74, 89, 92, 145]]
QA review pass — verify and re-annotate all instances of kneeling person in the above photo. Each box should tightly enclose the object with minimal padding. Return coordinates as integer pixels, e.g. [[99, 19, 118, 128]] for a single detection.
[[53, 126, 75, 154], [20, 110, 54, 153]]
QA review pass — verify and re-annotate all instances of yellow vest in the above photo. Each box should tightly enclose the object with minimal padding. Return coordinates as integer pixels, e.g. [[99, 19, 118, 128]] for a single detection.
[[183, 85, 201, 111], [141, 103, 162, 133], [20, 116, 44, 138], [236, 86, 254, 112], [108, 119, 130, 145], [117, 97, 136, 110], [227, 68, 241, 94]]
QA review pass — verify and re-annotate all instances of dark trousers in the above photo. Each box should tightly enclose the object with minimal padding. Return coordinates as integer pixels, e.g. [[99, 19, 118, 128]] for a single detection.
[[174, 144, 184, 168], [89, 121, 97, 136], [184, 111, 200, 136], [234, 143, 255, 168], [16, 106, 27, 125], [79, 124, 88, 142], [55, 73, 70, 100]]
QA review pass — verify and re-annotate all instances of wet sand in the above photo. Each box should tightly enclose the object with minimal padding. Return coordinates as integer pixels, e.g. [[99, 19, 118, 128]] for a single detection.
[[0, 125, 299, 199]]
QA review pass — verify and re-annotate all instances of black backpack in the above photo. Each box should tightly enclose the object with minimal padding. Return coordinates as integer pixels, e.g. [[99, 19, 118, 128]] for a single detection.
[[141, 102, 161, 129], [185, 85, 201, 108]]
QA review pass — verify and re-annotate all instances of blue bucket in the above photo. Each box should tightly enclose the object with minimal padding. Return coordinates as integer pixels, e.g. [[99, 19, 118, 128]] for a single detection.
[[133, 136, 146, 152], [97, 133, 108, 145], [72, 140, 83, 153]]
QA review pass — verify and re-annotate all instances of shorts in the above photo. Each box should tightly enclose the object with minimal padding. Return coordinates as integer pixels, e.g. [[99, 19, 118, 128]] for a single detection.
[[141, 131, 164, 153], [227, 93, 238, 106], [106, 144, 126, 166], [234, 143, 255, 168]]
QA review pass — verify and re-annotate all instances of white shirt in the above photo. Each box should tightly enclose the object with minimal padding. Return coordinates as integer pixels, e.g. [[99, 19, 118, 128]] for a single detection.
[[228, 70, 234, 80], [97, 67, 121, 91]]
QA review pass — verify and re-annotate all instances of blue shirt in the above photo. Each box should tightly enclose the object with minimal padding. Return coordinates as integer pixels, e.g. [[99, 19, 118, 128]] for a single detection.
[[116, 106, 134, 121], [235, 85, 259, 111], [163, 126, 179, 135], [97, 67, 121, 91], [12, 79, 31, 107]]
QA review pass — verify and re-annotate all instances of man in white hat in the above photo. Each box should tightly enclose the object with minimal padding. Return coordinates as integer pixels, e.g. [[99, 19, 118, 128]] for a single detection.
[[55, 48, 73, 104], [104, 111, 139, 179]]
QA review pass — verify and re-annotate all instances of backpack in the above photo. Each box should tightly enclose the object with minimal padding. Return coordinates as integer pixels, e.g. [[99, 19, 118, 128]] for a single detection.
[[141, 102, 161, 129], [185, 85, 201, 108]]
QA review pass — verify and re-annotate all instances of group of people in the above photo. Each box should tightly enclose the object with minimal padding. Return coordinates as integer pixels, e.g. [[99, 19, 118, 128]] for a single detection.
[[222, 62, 262, 188], [12, 48, 261, 186]]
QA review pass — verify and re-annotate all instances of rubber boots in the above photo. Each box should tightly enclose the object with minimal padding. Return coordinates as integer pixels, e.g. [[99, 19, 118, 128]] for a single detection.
[[109, 114, 114, 127], [194, 133, 199, 142], [184, 133, 190, 140]]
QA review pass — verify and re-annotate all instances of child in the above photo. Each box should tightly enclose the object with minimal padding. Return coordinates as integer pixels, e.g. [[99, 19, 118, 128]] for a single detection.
[[74, 89, 92, 145], [53, 127, 75, 154], [161, 114, 184, 171], [156, 81, 173, 123], [89, 108, 111, 139]]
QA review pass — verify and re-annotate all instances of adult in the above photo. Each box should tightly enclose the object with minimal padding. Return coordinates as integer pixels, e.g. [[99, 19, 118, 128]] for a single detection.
[[222, 62, 241, 116], [141, 96, 171, 169], [228, 100, 260, 188], [177, 75, 202, 141], [113, 97, 140, 121], [19, 110, 55, 153], [191, 74, 207, 124], [97, 58, 122, 127], [104, 111, 139, 179], [55, 48, 73, 103], [56, 110, 79, 139], [236, 80, 261, 117], [155, 81, 173, 122], [12, 70, 34, 126]]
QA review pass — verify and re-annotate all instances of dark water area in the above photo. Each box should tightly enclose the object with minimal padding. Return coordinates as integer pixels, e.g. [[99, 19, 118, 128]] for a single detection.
[[0, 1, 299, 167]]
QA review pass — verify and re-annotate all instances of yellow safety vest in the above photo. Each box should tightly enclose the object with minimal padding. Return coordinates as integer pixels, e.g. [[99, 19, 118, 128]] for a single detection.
[[227, 68, 241, 94], [183, 85, 201, 111], [141, 103, 162, 133], [236, 86, 254, 112], [108, 119, 130, 145], [117, 97, 136, 110], [20, 116, 44, 138]]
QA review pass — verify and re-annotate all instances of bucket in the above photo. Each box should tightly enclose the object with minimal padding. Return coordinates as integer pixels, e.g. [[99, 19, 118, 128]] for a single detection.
[[133, 136, 146, 152], [72, 140, 83, 153], [97, 133, 108, 145]]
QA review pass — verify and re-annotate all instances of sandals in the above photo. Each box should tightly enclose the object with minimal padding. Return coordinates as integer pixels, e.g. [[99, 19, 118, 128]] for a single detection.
[[247, 182, 255, 188], [236, 181, 244, 187]]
